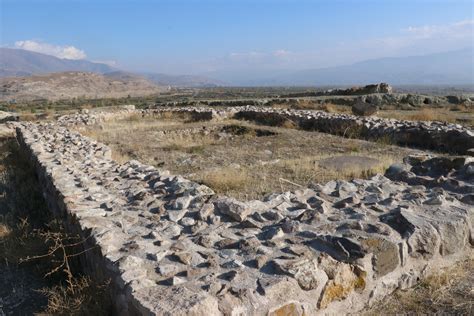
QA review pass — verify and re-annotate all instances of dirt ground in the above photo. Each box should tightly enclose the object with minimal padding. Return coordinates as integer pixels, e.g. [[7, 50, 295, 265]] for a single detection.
[[82, 115, 421, 200]]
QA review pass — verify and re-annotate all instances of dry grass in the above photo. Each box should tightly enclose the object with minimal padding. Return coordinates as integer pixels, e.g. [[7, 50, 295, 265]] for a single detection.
[[378, 107, 474, 126], [200, 167, 250, 192], [363, 258, 474, 315], [0, 222, 11, 238], [407, 108, 446, 121], [161, 133, 219, 153], [82, 116, 417, 200], [274, 100, 351, 114], [39, 276, 110, 315]]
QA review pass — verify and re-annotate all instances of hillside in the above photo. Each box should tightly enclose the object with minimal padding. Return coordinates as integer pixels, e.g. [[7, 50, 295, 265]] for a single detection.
[[0, 48, 116, 77], [0, 71, 164, 101]]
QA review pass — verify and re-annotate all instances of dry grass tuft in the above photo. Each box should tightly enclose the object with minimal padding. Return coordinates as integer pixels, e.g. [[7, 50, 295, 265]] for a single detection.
[[39, 276, 110, 315], [407, 108, 442, 121], [161, 133, 218, 152], [0, 223, 11, 238], [199, 167, 250, 192], [378, 107, 474, 126], [320, 102, 349, 113]]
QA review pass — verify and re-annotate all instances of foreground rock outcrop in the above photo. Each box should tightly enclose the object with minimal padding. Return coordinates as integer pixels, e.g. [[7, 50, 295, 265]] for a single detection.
[[11, 105, 473, 315]]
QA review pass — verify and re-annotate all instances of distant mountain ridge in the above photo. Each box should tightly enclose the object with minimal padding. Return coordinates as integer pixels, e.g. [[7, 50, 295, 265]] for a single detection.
[[205, 48, 474, 86], [1, 47, 472, 88], [0, 47, 116, 77], [0, 48, 223, 87], [278, 48, 474, 86]]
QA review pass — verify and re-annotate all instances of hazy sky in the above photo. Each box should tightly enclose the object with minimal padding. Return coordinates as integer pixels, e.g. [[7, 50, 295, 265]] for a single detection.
[[1, 0, 473, 75]]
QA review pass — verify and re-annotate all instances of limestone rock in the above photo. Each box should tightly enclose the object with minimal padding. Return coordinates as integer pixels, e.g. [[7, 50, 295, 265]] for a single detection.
[[214, 197, 252, 222]]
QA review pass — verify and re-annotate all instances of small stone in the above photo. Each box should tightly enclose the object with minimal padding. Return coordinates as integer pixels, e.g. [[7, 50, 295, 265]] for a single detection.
[[146, 250, 169, 262], [175, 252, 192, 265], [165, 276, 187, 286], [168, 209, 188, 222], [180, 217, 196, 226], [171, 195, 193, 210], [214, 197, 252, 222], [221, 259, 243, 269], [161, 223, 182, 238], [157, 264, 181, 277], [198, 203, 214, 220], [263, 227, 285, 240], [240, 217, 263, 229], [334, 196, 360, 208], [255, 255, 268, 268], [423, 196, 445, 205]]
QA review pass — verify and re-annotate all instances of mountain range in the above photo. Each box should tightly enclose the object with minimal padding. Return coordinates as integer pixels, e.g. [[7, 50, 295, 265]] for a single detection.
[[1, 47, 473, 89], [205, 47, 473, 86], [269, 47, 474, 86], [0, 48, 222, 87]]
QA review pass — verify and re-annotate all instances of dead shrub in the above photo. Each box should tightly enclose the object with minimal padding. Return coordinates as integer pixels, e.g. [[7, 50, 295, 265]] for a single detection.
[[39, 276, 110, 315], [0, 223, 11, 238]]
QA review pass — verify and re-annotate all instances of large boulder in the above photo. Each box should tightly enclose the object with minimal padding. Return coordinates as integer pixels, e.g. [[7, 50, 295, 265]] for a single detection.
[[352, 100, 377, 116], [0, 111, 19, 123]]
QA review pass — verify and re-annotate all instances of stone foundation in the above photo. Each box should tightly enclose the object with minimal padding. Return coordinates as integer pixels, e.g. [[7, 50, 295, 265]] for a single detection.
[[11, 105, 474, 315]]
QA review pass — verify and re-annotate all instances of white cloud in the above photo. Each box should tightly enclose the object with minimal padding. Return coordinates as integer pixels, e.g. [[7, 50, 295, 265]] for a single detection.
[[14, 40, 86, 60], [405, 19, 473, 39]]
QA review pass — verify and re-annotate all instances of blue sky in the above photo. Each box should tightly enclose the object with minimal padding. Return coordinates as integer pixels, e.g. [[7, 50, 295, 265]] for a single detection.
[[1, 0, 473, 75]]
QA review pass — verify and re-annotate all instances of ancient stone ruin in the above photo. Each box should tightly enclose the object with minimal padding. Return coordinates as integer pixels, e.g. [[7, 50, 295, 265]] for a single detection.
[[9, 105, 474, 315]]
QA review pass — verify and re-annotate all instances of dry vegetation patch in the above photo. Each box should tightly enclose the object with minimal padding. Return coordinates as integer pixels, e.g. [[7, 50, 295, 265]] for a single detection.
[[363, 257, 474, 315], [377, 106, 474, 126], [82, 116, 420, 200]]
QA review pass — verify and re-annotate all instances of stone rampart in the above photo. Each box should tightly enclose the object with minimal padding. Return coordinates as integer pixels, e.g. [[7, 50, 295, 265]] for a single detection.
[[12, 106, 474, 315]]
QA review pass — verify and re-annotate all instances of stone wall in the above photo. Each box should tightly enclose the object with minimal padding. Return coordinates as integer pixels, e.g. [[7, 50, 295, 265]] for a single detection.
[[12, 106, 474, 315], [232, 106, 474, 154]]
